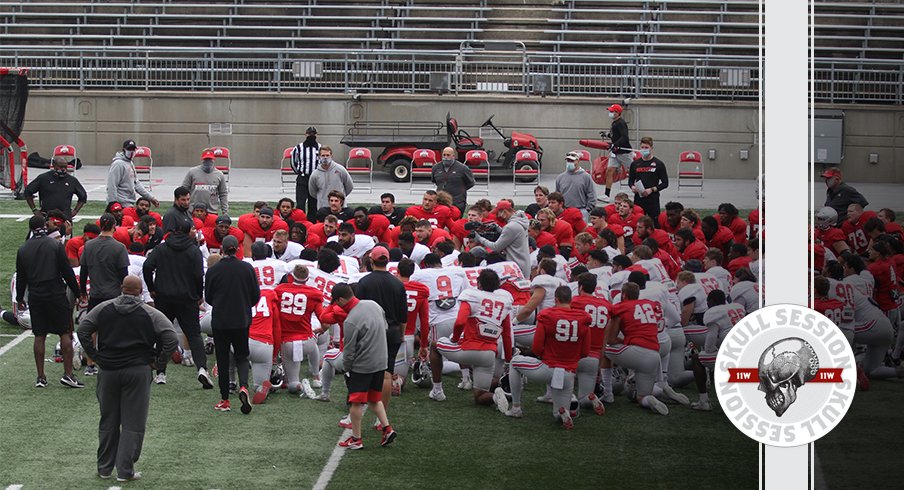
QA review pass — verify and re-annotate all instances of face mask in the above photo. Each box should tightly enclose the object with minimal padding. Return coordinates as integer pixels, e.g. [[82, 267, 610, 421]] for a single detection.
[[124, 150, 135, 160], [319, 157, 330, 166], [201, 160, 214, 173], [54, 168, 68, 177], [640, 149, 651, 158], [442, 158, 454, 166], [565, 162, 575, 172], [608, 112, 615, 119]]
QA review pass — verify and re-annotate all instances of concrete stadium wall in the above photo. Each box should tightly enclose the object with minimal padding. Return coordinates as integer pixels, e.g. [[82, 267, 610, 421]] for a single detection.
[[20, 91, 904, 182]]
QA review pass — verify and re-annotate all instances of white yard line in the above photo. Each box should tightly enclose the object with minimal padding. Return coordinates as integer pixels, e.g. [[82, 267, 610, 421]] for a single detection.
[[6, 484, 24, 490], [312, 429, 352, 490], [0, 333, 23, 337], [0, 331, 30, 357]]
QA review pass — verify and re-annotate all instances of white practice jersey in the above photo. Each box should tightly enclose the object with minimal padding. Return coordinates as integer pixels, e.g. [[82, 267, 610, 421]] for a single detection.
[[825, 278, 856, 331], [386, 261, 420, 278], [126, 255, 152, 303], [706, 266, 732, 292], [248, 258, 289, 290], [462, 266, 486, 289], [729, 281, 760, 314], [550, 254, 569, 281], [410, 266, 468, 325], [268, 240, 304, 262], [844, 271, 875, 300], [702, 303, 746, 354], [607, 270, 631, 301], [305, 267, 348, 307], [407, 243, 431, 265], [836, 276, 887, 324], [693, 272, 726, 295], [343, 271, 370, 284], [440, 250, 461, 267], [335, 254, 361, 275], [641, 282, 681, 328], [531, 273, 568, 311], [327, 234, 375, 259], [486, 261, 526, 281], [459, 288, 514, 342], [678, 283, 709, 318]]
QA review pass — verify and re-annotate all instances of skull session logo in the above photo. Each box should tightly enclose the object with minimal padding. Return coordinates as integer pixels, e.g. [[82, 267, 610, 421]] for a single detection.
[[715, 305, 856, 447]]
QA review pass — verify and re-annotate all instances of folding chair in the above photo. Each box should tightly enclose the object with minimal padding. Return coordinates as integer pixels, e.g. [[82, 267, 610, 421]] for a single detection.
[[465, 149, 489, 195], [133, 146, 153, 190], [204, 146, 231, 186], [52, 144, 77, 175], [345, 147, 373, 193], [280, 147, 296, 194], [513, 149, 540, 195], [676, 150, 704, 197], [410, 148, 437, 194]]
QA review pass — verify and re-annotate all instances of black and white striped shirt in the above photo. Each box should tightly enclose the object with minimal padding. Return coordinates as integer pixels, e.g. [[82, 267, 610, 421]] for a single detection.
[[290, 141, 321, 177]]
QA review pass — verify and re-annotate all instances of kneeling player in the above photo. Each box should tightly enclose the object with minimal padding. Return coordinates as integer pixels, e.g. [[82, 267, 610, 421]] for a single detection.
[[504, 286, 590, 429], [605, 282, 669, 415], [249, 288, 281, 405], [570, 273, 611, 411], [430, 269, 513, 408], [274, 264, 324, 398], [692, 290, 745, 411]]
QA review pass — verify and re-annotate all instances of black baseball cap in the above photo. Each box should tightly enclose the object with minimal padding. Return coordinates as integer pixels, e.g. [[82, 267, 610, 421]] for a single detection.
[[306, 126, 318, 134], [122, 140, 137, 150], [215, 215, 232, 226]]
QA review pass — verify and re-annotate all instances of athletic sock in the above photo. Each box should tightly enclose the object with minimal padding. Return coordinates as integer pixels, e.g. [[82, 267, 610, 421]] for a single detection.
[[640, 395, 653, 408], [432, 382, 443, 391], [601, 368, 613, 395], [651, 384, 663, 397], [460, 370, 471, 383], [605, 188, 612, 196]]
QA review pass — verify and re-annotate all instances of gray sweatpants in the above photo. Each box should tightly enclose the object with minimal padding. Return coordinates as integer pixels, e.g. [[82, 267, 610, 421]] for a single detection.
[[510, 355, 575, 417], [96, 365, 152, 479], [605, 344, 660, 397], [248, 338, 274, 392]]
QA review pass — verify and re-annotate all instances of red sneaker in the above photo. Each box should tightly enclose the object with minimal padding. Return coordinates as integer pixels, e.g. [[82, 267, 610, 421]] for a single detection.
[[338, 415, 352, 429], [587, 393, 606, 416], [559, 407, 574, 430], [856, 364, 870, 391], [380, 426, 397, 447], [252, 381, 271, 404], [338, 436, 363, 450], [214, 399, 231, 412]]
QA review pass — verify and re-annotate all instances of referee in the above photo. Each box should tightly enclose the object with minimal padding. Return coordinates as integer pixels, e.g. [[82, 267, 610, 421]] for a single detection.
[[291, 126, 321, 219]]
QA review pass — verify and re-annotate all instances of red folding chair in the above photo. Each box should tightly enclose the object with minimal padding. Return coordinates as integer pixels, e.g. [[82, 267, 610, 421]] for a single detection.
[[52, 144, 78, 175], [676, 150, 704, 197], [513, 149, 540, 194], [280, 147, 295, 194], [465, 149, 489, 195], [133, 146, 153, 190], [345, 147, 373, 193], [410, 148, 437, 193]]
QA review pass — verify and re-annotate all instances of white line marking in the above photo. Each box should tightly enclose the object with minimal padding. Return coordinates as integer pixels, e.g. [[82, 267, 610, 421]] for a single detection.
[[0, 333, 23, 337], [6, 484, 24, 490], [107, 486, 122, 490], [312, 429, 352, 490], [0, 331, 30, 357]]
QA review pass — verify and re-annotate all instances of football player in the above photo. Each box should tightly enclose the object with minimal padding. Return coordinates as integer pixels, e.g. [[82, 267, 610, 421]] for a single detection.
[[433, 269, 513, 408], [240, 206, 288, 258], [693, 290, 745, 410], [570, 273, 612, 409], [268, 229, 304, 262], [504, 286, 590, 429], [249, 288, 281, 404], [728, 268, 760, 314], [327, 222, 375, 260], [396, 259, 430, 394], [814, 206, 851, 256], [248, 242, 288, 290], [274, 264, 325, 398]]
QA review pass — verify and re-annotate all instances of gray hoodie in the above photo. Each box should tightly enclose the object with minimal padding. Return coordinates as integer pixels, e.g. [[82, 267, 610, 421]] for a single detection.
[[308, 159, 354, 209], [555, 166, 597, 213], [475, 210, 531, 279], [182, 165, 229, 215], [106, 151, 154, 206]]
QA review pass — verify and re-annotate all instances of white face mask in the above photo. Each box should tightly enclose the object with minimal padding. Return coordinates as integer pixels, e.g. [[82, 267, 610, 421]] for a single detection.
[[640, 149, 652, 158], [124, 150, 135, 160], [319, 157, 330, 166], [565, 162, 576, 172], [608, 112, 616, 119]]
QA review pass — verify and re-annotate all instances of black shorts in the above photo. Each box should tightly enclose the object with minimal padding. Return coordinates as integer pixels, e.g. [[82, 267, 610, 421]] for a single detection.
[[29, 295, 72, 337], [386, 324, 402, 375], [345, 370, 385, 404]]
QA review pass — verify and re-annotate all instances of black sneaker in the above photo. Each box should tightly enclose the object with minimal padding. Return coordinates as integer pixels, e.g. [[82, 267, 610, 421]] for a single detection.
[[35, 376, 48, 388], [60, 374, 85, 388], [84, 365, 98, 376]]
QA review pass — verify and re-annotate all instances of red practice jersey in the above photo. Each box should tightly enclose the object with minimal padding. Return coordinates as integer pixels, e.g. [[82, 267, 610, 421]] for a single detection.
[[201, 226, 245, 257], [274, 282, 324, 342], [841, 211, 878, 256], [405, 205, 452, 230], [533, 306, 591, 371], [403, 280, 430, 341], [353, 213, 391, 243], [570, 294, 612, 358], [250, 289, 282, 353], [611, 299, 661, 352], [557, 208, 587, 233]]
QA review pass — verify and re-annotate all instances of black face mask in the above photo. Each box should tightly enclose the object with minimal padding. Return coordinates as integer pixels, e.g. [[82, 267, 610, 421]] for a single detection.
[[54, 169, 68, 178]]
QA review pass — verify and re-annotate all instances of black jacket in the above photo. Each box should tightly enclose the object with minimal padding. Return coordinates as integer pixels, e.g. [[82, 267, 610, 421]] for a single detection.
[[204, 255, 260, 330], [162, 204, 192, 234], [143, 233, 204, 302], [368, 206, 407, 227], [610, 118, 632, 154], [16, 234, 79, 301], [432, 161, 476, 210], [825, 183, 869, 224], [24, 170, 87, 218]]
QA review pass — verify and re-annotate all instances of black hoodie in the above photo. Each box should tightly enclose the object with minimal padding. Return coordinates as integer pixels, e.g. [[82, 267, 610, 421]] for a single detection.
[[142, 232, 204, 302]]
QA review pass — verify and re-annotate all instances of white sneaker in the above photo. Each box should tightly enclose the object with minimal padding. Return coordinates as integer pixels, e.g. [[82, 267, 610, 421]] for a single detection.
[[536, 394, 553, 404], [182, 355, 194, 367], [601, 392, 615, 404], [300, 379, 316, 399], [598, 194, 611, 203], [504, 406, 523, 418], [493, 387, 509, 414], [587, 393, 606, 416], [313, 392, 330, 402], [661, 384, 691, 405], [457, 379, 473, 390], [558, 406, 574, 429], [154, 372, 166, 385], [428, 389, 446, 402], [197, 368, 214, 389], [311, 379, 323, 389], [645, 395, 669, 415], [691, 399, 712, 411]]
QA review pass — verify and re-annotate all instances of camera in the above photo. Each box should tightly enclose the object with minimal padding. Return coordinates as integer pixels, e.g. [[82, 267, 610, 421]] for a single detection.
[[464, 221, 502, 242]]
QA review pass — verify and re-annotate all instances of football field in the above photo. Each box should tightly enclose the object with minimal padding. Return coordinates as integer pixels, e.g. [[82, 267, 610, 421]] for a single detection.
[[0, 202, 900, 488]]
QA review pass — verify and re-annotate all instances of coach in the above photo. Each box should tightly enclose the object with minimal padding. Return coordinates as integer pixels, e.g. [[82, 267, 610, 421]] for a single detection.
[[822, 167, 868, 224], [24, 157, 87, 220], [432, 146, 475, 214], [78, 276, 179, 482]]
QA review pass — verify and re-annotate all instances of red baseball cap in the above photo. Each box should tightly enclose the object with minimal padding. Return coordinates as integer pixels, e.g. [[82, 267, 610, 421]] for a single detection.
[[201, 150, 216, 160], [492, 200, 514, 214], [371, 246, 390, 262], [820, 167, 841, 179], [607, 103, 623, 114], [110, 202, 123, 212]]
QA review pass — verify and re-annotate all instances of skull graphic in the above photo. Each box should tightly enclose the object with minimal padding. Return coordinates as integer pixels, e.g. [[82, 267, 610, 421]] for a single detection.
[[757, 338, 819, 417]]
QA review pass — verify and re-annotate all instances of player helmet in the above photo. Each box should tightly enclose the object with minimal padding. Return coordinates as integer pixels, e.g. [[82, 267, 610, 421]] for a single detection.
[[410, 359, 432, 388], [814, 207, 838, 230], [16, 310, 30, 329], [269, 363, 286, 391]]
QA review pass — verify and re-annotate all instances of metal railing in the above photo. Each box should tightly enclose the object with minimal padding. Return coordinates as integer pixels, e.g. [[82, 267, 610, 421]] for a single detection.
[[0, 46, 900, 104]]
